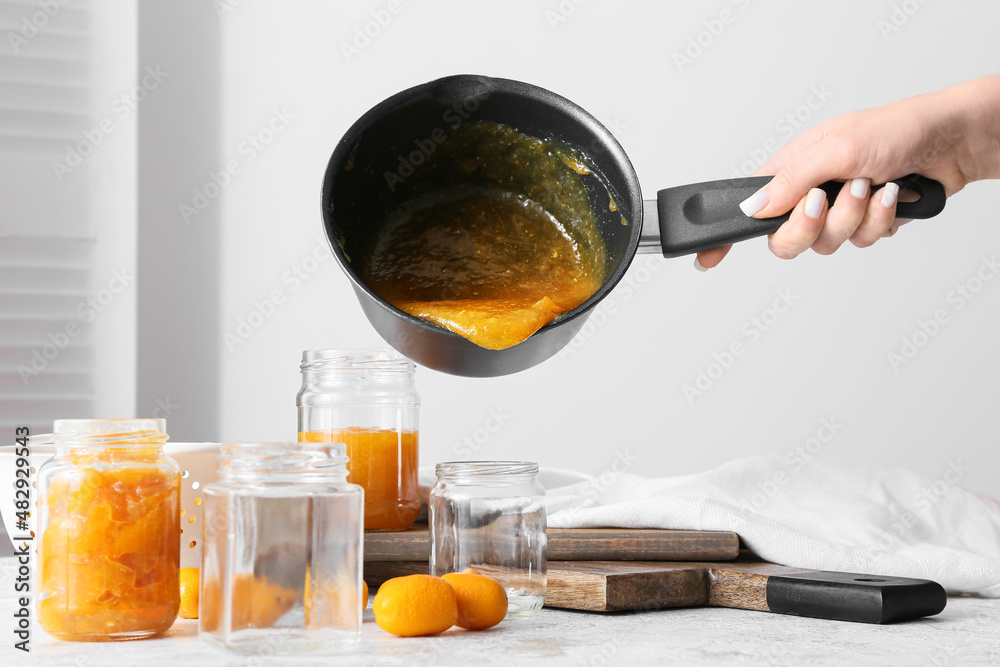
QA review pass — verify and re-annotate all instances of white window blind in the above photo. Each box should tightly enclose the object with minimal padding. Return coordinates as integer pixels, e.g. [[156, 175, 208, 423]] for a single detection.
[[0, 0, 136, 436]]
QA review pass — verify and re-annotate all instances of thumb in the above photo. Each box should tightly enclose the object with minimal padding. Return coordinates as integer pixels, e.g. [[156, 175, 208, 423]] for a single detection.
[[739, 146, 852, 219]]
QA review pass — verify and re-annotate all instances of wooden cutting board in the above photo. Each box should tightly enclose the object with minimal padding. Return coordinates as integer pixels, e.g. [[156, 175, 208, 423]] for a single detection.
[[364, 526, 740, 562], [363, 557, 947, 624], [541, 558, 947, 623]]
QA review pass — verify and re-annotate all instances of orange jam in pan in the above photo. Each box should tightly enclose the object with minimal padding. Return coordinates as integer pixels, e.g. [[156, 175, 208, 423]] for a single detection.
[[360, 121, 607, 351]]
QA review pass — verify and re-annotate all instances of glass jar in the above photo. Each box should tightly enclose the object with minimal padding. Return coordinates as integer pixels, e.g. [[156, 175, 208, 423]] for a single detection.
[[297, 349, 420, 532], [37, 419, 180, 641], [429, 461, 547, 618], [200, 442, 363, 654]]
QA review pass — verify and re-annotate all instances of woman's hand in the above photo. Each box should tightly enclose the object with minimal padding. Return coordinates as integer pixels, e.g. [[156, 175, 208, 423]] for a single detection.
[[695, 74, 1000, 269]]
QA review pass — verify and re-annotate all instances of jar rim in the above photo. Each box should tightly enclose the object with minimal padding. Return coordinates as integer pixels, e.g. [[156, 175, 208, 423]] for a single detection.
[[435, 461, 539, 478], [219, 442, 350, 477], [52, 419, 167, 445], [300, 348, 414, 372]]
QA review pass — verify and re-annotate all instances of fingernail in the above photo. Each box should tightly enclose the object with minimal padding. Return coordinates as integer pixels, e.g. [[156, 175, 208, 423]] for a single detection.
[[804, 188, 826, 219], [693, 256, 709, 272], [739, 189, 769, 217], [850, 177, 870, 199], [881, 182, 900, 208]]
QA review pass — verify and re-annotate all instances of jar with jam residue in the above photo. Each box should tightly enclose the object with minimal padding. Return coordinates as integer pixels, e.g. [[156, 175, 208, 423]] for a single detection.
[[297, 349, 420, 531], [37, 419, 180, 641]]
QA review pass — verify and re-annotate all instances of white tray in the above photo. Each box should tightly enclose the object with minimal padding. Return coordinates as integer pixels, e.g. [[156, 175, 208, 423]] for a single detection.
[[0, 442, 220, 569]]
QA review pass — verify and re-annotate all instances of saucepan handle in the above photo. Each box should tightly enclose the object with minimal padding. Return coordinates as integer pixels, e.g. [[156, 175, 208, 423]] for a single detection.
[[655, 173, 946, 258]]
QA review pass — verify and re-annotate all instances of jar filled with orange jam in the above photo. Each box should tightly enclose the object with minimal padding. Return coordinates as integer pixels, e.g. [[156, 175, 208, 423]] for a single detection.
[[297, 349, 420, 531], [37, 419, 180, 641]]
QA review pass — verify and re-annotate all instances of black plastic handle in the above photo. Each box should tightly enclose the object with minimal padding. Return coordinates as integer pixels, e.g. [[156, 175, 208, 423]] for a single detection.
[[765, 570, 947, 624], [656, 173, 947, 258]]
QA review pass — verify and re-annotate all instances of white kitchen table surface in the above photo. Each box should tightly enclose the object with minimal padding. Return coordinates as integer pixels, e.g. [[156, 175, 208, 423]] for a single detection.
[[3, 557, 997, 667]]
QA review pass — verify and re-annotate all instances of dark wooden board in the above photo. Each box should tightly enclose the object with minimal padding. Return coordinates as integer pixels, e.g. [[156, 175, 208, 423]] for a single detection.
[[360, 558, 792, 608], [364, 526, 739, 562], [362, 557, 947, 624], [542, 558, 804, 612]]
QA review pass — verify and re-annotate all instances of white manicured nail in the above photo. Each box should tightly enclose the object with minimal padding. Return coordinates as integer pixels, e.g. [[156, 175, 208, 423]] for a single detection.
[[739, 189, 769, 217], [850, 177, 870, 199], [693, 256, 709, 272], [881, 182, 900, 208], [804, 188, 825, 219]]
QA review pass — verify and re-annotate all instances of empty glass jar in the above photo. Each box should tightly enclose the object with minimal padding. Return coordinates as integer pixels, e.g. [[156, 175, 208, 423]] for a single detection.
[[36, 419, 180, 641], [429, 461, 547, 618], [297, 349, 420, 531], [200, 443, 363, 654]]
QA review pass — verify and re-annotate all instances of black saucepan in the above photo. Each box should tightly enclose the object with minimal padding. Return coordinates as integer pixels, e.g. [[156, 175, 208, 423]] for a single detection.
[[322, 75, 946, 377]]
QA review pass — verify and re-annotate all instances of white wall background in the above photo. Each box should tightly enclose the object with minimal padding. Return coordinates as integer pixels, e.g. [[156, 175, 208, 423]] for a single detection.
[[138, 0, 1000, 499]]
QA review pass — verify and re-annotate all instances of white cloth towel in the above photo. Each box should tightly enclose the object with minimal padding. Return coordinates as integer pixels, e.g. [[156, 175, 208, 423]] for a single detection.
[[544, 456, 1000, 597]]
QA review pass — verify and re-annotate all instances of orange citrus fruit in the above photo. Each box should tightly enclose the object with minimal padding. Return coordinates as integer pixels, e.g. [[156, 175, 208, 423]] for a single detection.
[[178, 567, 200, 619], [441, 571, 507, 630], [372, 574, 457, 636], [362, 579, 369, 611]]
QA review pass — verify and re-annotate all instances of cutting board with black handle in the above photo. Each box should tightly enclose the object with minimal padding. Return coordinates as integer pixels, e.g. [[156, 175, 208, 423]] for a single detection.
[[363, 557, 947, 624], [542, 558, 947, 623], [364, 526, 740, 562]]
